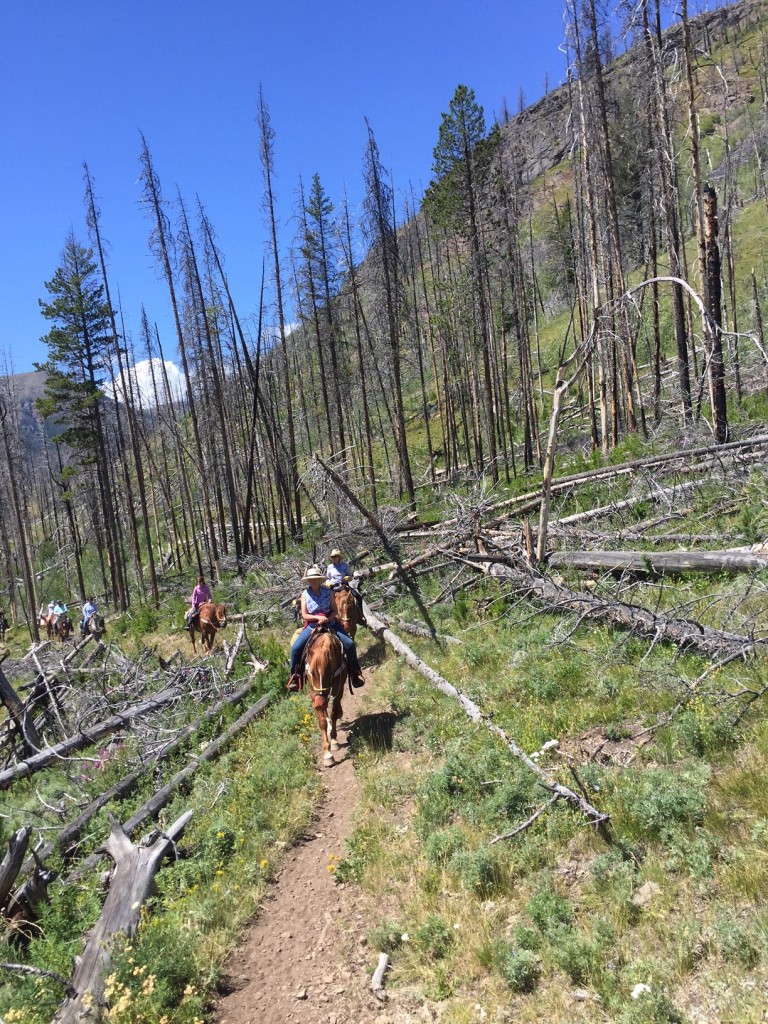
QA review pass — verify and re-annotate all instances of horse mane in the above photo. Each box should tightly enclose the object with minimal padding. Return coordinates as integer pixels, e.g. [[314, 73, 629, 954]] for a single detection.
[[308, 630, 342, 676]]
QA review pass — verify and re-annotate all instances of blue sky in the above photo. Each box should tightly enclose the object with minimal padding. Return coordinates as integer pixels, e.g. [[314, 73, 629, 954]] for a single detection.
[[2, 0, 574, 375]]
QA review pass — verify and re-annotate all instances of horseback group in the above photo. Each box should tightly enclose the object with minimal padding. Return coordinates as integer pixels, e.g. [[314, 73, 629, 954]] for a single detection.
[[287, 548, 365, 693], [39, 596, 104, 642], [286, 548, 367, 762]]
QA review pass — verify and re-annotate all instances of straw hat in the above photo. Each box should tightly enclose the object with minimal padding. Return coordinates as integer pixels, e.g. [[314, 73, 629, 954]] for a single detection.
[[303, 564, 325, 580], [330, 548, 342, 557]]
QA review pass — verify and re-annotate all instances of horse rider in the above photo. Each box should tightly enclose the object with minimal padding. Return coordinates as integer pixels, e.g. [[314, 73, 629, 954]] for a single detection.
[[287, 565, 364, 692], [187, 575, 212, 626], [325, 548, 351, 587], [80, 595, 98, 636], [326, 547, 365, 623], [48, 598, 67, 629]]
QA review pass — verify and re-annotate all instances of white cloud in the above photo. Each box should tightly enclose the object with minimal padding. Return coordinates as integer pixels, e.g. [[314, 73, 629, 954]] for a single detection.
[[106, 358, 185, 407]]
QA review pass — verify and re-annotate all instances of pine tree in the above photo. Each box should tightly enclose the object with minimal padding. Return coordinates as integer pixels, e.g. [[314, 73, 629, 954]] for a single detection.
[[37, 232, 125, 607]]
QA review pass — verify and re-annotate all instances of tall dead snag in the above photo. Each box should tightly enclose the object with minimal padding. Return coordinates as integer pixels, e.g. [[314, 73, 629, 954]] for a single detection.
[[53, 811, 192, 1024], [535, 326, 598, 562], [257, 86, 301, 535], [703, 186, 729, 443], [362, 604, 611, 840]]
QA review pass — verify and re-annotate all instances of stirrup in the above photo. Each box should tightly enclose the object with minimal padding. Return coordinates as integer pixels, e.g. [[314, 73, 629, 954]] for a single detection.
[[287, 674, 302, 692], [351, 673, 365, 689]]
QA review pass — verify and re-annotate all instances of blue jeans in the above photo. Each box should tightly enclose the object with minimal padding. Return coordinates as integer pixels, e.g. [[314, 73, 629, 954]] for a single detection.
[[290, 622, 361, 676]]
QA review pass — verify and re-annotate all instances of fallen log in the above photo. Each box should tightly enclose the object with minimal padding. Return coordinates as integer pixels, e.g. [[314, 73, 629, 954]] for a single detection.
[[53, 810, 192, 1024], [476, 558, 766, 663], [0, 665, 41, 755], [484, 433, 768, 524], [0, 827, 30, 909], [0, 683, 184, 790], [13, 674, 264, 888], [550, 482, 698, 528], [68, 693, 272, 883], [224, 625, 245, 678], [547, 549, 768, 575], [362, 603, 611, 837]]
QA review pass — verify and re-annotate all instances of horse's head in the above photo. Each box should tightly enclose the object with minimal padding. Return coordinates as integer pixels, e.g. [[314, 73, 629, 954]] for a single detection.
[[335, 588, 361, 639], [212, 603, 228, 629], [89, 614, 106, 639], [57, 615, 73, 640]]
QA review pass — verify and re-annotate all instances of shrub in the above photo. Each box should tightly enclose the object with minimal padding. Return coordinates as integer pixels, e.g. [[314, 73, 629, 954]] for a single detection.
[[497, 945, 541, 993], [369, 919, 405, 954], [414, 914, 455, 960], [425, 826, 464, 866], [615, 766, 708, 843], [554, 931, 603, 984], [449, 846, 498, 897], [617, 988, 684, 1024], [526, 885, 573, 933], [713, 915, 759, 967]]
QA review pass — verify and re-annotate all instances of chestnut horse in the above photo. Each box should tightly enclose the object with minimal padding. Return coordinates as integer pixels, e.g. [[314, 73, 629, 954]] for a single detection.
[[334, 585, 364, 639], [42, 614, 72, 642], [188, 601, 228, 654], [304, 627, 346, 763]]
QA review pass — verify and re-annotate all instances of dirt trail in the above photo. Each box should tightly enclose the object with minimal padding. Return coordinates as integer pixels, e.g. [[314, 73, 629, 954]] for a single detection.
[[212, 679, 386, 1024]]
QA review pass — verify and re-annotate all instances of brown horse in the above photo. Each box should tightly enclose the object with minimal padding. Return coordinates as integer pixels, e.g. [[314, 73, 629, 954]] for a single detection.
[[304, 627, 346, 764], [43, 614, 72, 642], [188, 601, 228, 654], [334, 586, 364, 639]]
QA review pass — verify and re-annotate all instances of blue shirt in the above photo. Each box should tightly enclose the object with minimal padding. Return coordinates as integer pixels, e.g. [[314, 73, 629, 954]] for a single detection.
[[304, 586, 332, 619], [326, 561, 350, 586], [83, 601, 97, 620]]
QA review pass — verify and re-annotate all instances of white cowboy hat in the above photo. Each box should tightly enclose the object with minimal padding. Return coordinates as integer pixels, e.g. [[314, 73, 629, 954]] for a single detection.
[[303, 564, 325, 580], [330, 548, 343, 557]]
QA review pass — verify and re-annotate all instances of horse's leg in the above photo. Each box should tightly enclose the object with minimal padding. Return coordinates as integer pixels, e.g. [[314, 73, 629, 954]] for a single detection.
[[330, 685, 343, 751], [189, 625, 196, 653], [315, 699, 333, 762]]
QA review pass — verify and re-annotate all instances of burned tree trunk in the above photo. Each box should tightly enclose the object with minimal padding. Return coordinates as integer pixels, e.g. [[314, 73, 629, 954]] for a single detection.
[[703, 186, 728, 444], [53, 811, 192, 1024]]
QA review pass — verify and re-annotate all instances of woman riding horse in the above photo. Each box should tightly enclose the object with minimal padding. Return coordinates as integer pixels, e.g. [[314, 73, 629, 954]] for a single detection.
[[287, 566, 364, 691]]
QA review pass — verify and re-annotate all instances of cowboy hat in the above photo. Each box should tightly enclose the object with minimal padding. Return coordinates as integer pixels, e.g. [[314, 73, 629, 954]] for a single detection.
[[303, 564, 325, 580], [330, 548, 343, 557]]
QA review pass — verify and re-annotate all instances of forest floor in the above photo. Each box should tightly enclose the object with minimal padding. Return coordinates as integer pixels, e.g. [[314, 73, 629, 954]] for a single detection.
[[211, 670, 401, 1024]]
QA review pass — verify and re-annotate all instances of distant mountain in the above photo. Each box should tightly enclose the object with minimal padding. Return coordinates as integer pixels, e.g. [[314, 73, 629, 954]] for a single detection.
[[0, 370, 50, 452]]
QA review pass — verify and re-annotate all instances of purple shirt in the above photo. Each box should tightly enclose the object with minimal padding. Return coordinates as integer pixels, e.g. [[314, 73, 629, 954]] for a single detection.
[[191, 583, 212, 607]]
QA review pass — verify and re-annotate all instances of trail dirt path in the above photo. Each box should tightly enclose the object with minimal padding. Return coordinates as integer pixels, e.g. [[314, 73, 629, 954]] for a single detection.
[[212, 677, 388, 1024]]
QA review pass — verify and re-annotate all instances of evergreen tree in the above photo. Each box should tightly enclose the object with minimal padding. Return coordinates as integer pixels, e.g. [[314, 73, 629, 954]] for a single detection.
[[37, 234, 112, 451], [37, 232, 125, 607]]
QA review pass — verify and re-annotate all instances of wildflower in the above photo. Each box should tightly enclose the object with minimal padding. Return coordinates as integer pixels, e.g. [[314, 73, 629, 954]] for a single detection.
[[401, 933, 410, 942], [631, 983, 652, 999], [216, 869, 224, 876], [217, 831, 225, 839], [260, 859, 268, 870]]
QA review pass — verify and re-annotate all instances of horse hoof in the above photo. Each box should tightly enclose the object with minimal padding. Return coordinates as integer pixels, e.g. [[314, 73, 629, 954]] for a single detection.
[[330, 740, 339, 750], [324, 752, 334, 762]]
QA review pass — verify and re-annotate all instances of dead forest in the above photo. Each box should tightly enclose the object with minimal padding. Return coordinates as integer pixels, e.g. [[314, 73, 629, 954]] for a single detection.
[[2, 1, 768, 1021]]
